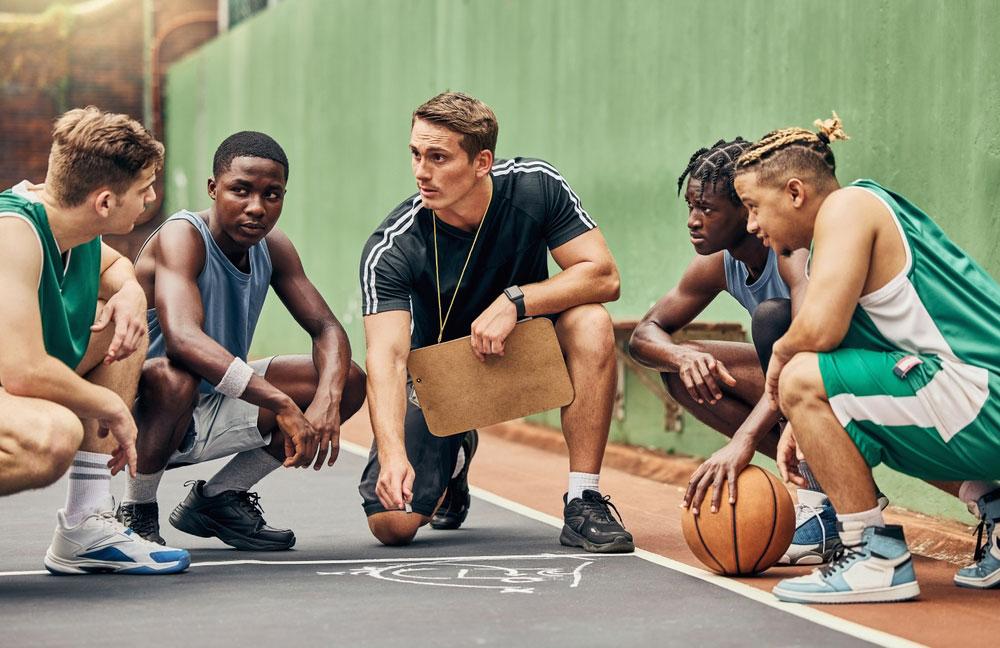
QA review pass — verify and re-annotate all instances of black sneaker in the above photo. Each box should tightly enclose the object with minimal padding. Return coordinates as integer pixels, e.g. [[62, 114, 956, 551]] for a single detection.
[[168, 480, 295, 551], [115, 501, 166, 545], [560, 489, 634, 553], [431, 430, 478, 530]]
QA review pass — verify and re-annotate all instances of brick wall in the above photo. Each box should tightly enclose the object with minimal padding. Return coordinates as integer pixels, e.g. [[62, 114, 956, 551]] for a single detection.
[[0, 0, 217, 258]]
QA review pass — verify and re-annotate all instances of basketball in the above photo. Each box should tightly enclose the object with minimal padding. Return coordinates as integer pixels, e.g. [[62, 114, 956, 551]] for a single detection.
[[681, 465, 795, 576]]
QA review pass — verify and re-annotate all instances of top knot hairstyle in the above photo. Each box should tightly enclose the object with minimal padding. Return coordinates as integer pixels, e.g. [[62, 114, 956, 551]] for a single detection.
[[213, 131, 289, 180], [735, 112, 850, 187], [47, 106, 164, 208], [677, 137, 753, 205]]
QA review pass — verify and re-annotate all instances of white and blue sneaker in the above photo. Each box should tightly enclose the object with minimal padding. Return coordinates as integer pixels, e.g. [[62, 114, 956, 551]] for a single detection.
[[773, 523, 920, 604], [44, 502, 190, 575], [954, 489, 1000, 589]]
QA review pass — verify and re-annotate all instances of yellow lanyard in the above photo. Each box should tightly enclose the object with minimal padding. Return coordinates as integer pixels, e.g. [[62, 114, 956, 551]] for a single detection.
[[433, 186, 492, 344]]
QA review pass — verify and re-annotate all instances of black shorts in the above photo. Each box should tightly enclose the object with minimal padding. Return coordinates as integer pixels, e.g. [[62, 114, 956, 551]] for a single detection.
[[358, 395, 470, 517]]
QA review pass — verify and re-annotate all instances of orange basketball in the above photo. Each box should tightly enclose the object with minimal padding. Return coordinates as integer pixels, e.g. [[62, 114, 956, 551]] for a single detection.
[[681, 465, 795, 575]]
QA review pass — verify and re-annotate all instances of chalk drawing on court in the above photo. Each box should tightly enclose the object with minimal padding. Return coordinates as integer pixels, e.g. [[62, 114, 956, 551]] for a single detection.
[[317, 557, 596, 594]]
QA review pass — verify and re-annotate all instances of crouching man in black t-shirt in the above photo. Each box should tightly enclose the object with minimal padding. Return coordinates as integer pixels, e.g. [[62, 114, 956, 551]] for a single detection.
[[358, 92, 633, 552]]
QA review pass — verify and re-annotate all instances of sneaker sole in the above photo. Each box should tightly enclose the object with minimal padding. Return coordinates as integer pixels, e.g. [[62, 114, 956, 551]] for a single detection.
[[43, 550, 190, 575], [169, 508, 295, 551], [953, 570, 1000, 589], [430, 510, 468, 530], [558, 525, 634, 554], [773, 581, 920, 604]]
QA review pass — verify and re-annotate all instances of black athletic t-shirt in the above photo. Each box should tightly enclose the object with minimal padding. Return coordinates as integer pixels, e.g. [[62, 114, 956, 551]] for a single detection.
[[360, 157, 597, 349]]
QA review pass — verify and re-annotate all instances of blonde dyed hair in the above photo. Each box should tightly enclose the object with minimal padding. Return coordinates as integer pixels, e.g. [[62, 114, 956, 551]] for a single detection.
[[47, 106, 164, 207], [413, 92, 498, 161], [736, 112, 850, 187]]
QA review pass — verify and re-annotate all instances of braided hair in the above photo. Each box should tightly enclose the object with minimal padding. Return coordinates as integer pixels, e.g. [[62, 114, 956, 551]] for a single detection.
[[735, 112, 849, 186], [677, 137, 753, 205]]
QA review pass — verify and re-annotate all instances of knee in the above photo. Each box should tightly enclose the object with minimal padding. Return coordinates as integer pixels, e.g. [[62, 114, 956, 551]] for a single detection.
[[751, 298, 792, 336], [368, 513, 421, 546], [140, 358, 199, 405], [17, 408, 83, 487], [557, 304, 615, 364], [661, 371, 686, 400], [777, 352, 823, 414]]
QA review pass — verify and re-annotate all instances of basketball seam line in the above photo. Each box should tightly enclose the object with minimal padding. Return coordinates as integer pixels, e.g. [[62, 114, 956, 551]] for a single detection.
[[731, 476, 741, 574], [751, 465, 779, 574], [693, 510, 727, 574]]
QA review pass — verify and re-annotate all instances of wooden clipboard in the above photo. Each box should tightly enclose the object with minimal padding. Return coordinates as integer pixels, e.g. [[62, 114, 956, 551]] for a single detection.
[[406, 318, 575, 436]]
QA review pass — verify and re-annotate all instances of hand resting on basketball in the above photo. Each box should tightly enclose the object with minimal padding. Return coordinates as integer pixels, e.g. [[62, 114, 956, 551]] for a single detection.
[[682, 437, 755, 514]]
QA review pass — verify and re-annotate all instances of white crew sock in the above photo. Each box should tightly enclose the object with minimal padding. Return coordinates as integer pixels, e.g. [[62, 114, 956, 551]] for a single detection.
[[568, 472, 600, 502], [203, 448, 281, 498], [959, 480, 1000, 517], [64, 451, 113, 526], [451, 446, 466, 479], [123, 469, 165, 505], [836, 506, 885, 547]]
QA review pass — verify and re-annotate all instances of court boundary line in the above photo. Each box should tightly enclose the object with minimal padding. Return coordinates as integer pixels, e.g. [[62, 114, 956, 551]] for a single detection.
[[340, 439, 923, 647], [460, 482, 925, 648]]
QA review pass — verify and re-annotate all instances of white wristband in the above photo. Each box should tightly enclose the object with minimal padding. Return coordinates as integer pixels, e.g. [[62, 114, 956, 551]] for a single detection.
[[215, 358, 254, 398]]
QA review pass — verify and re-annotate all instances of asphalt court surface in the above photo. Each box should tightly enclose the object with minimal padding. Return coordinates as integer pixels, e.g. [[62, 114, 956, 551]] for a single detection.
[[1, 448, 874, 647]]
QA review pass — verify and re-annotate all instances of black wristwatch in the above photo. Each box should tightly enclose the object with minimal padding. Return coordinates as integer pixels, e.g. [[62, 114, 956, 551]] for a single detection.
[[503, 285, 526, 319]]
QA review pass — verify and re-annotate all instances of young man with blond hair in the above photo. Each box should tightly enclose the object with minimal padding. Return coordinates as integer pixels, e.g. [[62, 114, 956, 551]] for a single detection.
[[0, 107, 189, 574], [734, 114, 1000, 602], [359, 92, 633, 552]]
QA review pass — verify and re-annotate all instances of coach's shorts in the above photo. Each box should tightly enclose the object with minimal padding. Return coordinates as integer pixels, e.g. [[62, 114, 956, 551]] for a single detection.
[[168, 357, 274, 467], [818, 348, 1000, 481], [358, 384, 469, 517]]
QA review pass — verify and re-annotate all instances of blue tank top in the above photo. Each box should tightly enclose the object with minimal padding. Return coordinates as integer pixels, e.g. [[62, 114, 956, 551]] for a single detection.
[[143, 210, 272, 394], [722, 248, 789, 314]]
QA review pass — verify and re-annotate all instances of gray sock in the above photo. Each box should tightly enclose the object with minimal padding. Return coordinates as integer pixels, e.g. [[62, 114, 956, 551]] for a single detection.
[[798, 460, 824, 492], [203, 448, 281, 497], [123, 469, 165, 504]]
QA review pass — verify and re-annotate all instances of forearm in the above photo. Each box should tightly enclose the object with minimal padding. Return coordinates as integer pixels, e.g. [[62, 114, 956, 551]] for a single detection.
[[309, 325, 351, 405], [99, 256, 143, 302], [164, 329, 295, 413], [3, 356, 124, 419], [628, 321, 690, 372], [522, 260, 619, 316], [365, 351, 408, 459], [730, 397, 782, 447]]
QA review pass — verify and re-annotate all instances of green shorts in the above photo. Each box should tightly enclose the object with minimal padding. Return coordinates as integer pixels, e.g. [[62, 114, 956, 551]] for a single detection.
[[818, 348, 1000, 481]]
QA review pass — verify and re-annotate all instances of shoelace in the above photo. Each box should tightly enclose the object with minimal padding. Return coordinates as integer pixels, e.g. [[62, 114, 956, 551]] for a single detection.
[[236, 491, 266, 519], [793, 502, 831, 553], [819, 544, 864, 578], [582, 494, 626, 527], [971, 516, 997, 562], [123, 506, 159, 537]]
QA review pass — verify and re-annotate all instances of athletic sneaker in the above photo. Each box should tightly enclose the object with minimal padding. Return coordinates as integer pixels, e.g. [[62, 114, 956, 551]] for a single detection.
[[773, 524, 919, 604], [169, 480, 295, 551], [116, 501, 165, 545], [778, 489, 841, 566], [431, 430, 478, 530], [560, 490, 634, 554], [45, 504, 190, 575], [954, 489, 1000, 589], [778, 489, 891, 566]]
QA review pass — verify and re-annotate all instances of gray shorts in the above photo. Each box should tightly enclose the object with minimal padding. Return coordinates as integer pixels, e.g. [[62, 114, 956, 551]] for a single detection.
[[167, 357, 274, 467]]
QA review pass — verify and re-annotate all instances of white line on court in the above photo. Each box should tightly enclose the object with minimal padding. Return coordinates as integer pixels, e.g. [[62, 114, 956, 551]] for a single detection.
[[337, 442, 925, 648]]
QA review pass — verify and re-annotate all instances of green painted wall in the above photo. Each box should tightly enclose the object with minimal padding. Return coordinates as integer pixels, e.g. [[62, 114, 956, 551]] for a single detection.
[[164, 0, 1000, 523]]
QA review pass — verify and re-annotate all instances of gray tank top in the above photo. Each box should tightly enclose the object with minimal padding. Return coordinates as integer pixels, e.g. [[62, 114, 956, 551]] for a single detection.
[[143, 210, 272, 394], [722, 247, 789, 314]]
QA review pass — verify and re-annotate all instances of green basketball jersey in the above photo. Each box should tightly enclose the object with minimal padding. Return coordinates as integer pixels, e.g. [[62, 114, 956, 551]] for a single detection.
[[0, 182, 100, 369], [835, 179, 1000, 374]]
